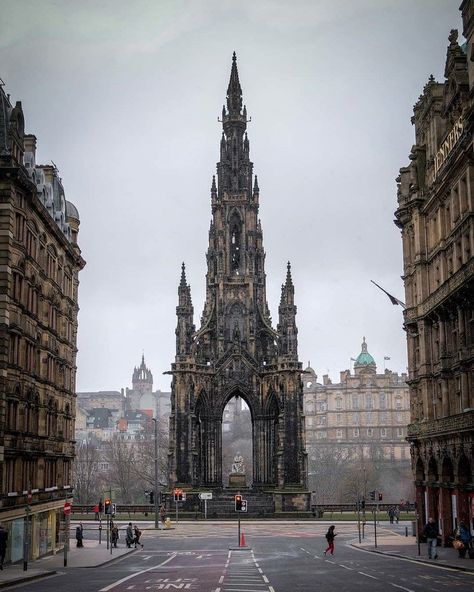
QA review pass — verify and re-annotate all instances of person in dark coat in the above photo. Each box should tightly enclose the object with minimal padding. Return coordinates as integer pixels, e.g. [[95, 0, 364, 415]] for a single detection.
[[423, 517, 439, 559], [75, 524, 84, 548], [455, 522, 471, 558], [0, 525, 8, 570], [324, 525, 337, 556]]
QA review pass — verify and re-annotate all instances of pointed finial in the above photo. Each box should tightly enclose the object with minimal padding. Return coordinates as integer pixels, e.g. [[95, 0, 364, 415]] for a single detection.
[[141, 351, 145, 365], [253, 175, 259, 193], [285, 261, 293, 287], [180, 262, 187, 287], [211, 175, 217, 193], [227, 51, 242, 115]]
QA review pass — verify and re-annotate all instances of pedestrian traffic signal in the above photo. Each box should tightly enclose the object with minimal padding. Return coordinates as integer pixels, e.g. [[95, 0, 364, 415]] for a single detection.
[[111, 503, 116, 517], [369, 490, 376, 501], [104, 498, 112, 514], [98, 500, 103, 514], [235, 494, 243, 511], [378, 493, 383, 501], [149, 491, 154, 504], [174, 488, 184, 502]]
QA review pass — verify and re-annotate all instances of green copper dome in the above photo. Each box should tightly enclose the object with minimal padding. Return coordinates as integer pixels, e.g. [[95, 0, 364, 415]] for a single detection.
[[354, 337, 376, 366]]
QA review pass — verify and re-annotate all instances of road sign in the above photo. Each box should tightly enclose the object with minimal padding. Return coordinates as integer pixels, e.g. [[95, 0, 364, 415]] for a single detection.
[[64, 501, 72, 515], [199, 492, 213, 500]]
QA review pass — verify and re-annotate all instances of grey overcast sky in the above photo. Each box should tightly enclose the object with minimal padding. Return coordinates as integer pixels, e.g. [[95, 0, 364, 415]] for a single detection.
[[1, 0, 460, 392]]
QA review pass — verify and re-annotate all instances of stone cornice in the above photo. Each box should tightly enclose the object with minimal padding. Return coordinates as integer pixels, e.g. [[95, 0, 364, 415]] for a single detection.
[[407, 409, 474, 439]]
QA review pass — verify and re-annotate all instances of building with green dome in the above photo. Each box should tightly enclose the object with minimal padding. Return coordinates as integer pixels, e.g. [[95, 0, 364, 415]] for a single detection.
[[303, 338, 411, 503]]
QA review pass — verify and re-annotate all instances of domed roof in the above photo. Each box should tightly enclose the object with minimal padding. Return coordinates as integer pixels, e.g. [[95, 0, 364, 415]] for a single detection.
[[354, 337, 376, 367], [304, 361, 316, 375], [65, 200, 80, 220]]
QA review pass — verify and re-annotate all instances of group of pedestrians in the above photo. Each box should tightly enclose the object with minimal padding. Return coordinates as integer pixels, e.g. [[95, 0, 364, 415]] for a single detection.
[[125, 523, 144, 549], [387, 506, 400, 524], [423, 516, 473, 560]]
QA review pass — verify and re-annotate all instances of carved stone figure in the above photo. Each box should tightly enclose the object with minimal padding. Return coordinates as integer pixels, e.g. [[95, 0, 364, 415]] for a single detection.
[[231, 452, 245, 474]]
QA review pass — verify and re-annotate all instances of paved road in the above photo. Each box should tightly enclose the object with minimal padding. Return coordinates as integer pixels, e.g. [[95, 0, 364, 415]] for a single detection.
[[12, 523, 474, 592]]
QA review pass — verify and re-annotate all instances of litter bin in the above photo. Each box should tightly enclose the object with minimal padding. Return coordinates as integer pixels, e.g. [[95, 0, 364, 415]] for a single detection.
[[411, 520, 416, 536]]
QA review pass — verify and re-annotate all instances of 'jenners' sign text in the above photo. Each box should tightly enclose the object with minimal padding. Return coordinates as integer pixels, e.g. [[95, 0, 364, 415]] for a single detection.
[[434, 117, 464, 178]]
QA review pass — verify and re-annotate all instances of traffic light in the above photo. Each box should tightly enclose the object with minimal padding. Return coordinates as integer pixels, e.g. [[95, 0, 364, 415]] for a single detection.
[[104, 498, 111, 514], [361, 499, 366, 509], [378, 493, 383, 501], [369, 490, 376, 501], [174, 488, 184, 502], [235, 494, 243, 511], [149, 491, 154, 505], [98, 500, 103, 514], [112, 503, 116, 517]]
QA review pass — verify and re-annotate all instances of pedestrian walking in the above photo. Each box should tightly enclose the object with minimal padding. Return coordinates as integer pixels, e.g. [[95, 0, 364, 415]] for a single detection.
[[133, 525, 144, 549], [324, 525, 337, 556], [454, 522, 471, 558], [0, 524, 8, 570], [388, 506, 395, 524], [394, 505, 400, 524], [75, 523, 84, 548], [126, 522, 134, 548], [423, 517, 439, 559], [159, 504, 166, 530], [93, 504, 100, 521], [111, 523, 119, 548]]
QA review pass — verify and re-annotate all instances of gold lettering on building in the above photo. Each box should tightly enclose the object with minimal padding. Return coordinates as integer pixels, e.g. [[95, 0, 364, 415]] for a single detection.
[[433, 116, 464, 178]]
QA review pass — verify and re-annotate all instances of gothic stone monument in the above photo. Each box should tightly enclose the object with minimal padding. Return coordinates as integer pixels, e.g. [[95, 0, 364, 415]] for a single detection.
[[167, 53, 308, 512]]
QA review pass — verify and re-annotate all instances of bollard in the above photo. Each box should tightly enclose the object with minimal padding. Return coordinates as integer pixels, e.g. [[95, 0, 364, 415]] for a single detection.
[[405, 526, 408, 537]]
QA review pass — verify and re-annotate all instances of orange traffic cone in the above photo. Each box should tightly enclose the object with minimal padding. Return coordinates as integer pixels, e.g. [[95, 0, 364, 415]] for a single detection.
[[240, 532, 246, 547]]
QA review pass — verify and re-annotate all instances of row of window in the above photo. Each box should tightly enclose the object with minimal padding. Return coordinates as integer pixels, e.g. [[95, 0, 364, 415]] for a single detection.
[[4, 457, 71, 494], [12, 272, 76, 341], [14, 212, 74, 298], [307, 411, 407, 426], [306, 392, 406, 412], [9, 334, 74, 389], [6, 396, 72, 439], [312, 427, 405, 439]]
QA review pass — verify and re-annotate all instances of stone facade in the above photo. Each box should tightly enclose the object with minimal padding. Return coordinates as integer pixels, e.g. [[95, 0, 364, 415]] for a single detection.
[[395, 3, 474, 541], [75, 356, 171, 443], [0, 83, 85, 561], [304, 339, 411, 502], [168, 55, 307, 502]]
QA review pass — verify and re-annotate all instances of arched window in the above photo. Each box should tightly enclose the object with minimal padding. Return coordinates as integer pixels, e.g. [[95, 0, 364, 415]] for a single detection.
[[229, 211, 242, 274]]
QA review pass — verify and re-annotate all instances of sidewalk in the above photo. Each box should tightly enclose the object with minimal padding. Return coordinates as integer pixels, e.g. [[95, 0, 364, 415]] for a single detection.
[[0, 538, 135, 589], [353, 529, 474, 572]]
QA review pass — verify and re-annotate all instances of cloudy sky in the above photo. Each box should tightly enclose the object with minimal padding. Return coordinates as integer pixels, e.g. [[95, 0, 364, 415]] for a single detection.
[[1, 0, 460, 392]]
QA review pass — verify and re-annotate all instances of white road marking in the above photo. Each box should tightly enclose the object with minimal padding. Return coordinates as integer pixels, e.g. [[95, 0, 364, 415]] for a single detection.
[[262, 575, 269, 583], [358, 571, 378, 580], [99, 553, 177, 591], [339, 564, 353, 570], [141, 555, 152, 560], [219, 575, 224, 583], [391, 585, 415, 592]]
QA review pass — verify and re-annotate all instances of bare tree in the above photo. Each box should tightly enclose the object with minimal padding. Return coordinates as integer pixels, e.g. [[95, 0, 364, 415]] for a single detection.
[[131, 419, 169, 495], [73, 438, 102, 503], [104, 435, 138, 503]]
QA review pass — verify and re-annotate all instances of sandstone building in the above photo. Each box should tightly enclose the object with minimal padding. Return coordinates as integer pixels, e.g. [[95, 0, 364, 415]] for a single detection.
[[0, 84, 85, 561], [304, 339, 411, 503], [75, 355, 170, 443], [395, 3, 474, 541]]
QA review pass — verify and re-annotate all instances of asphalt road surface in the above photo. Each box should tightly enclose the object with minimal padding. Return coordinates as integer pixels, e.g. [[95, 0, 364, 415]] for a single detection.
[[14, 522, 474, 592]]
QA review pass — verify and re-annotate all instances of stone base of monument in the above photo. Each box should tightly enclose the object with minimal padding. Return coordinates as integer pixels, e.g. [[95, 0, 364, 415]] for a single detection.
[[228, 473, 247, 488]]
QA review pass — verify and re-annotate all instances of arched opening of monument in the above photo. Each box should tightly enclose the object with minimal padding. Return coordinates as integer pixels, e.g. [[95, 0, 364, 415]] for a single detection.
[[222, 395, 253, 487]]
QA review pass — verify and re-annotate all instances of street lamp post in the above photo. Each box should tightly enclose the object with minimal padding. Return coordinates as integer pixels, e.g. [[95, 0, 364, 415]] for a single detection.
[[152, 417, 159, 529]]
